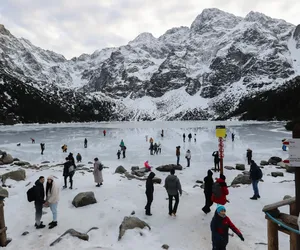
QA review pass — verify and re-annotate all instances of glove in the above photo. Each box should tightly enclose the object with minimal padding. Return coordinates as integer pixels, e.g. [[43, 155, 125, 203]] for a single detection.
[[239, 235, 245, 241]]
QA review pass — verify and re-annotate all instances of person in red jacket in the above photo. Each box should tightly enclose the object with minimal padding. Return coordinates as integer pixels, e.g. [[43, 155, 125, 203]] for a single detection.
[[211, 205, 244, 249], [103, 130, 106, 136], [211, 174, 229, 205]]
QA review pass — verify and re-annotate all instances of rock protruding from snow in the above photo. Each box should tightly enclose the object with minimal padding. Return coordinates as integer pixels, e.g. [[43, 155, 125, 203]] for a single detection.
[[1, 169, 26, 182], [271, 172, 284, 177], [0, 186, 8, 198], [115, 166, 127, 174], [260, 160, 269, 166], [118, 216, 151, 240], [13, 161, 30, 166], [152, 177, 162, 184], [235, 164, 245, 171], [72, 192, 97, 208], [268, 157, 282, 165], [156, 164, 183, 172], [0, 152, 13, 165], [231, 174, 251, 185]]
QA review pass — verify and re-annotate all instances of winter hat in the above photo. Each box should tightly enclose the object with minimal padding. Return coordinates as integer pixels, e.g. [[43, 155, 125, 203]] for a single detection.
[[207, 170, 213, 176], [47, 175, 54, 181], [217, 205, 226, 213]]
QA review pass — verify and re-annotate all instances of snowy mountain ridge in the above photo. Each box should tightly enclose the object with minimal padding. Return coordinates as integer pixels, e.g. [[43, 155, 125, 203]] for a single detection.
[[0, 8, 300, 123]]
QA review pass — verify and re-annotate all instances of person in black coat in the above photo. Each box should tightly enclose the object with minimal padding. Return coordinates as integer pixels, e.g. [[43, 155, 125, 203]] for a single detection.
[[145, 172, 156, 216], [84, 138, 88, 148], [34, 176, 46, 228], [250, 160, 262, 200], [202, 170, 214, 214], [246, 149, 252, 165], [63, 157, 74, 189], [212, 151, 220, 172], [40, 143, 45, 155]]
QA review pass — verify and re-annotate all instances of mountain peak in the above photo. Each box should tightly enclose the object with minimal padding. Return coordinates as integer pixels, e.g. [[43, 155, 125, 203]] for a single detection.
[[0, 24, 11, 36], [129, 32, 156, 45]]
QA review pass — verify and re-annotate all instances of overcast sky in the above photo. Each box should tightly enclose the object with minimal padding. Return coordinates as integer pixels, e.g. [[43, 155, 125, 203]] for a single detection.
[[0, 0, 299, 59]]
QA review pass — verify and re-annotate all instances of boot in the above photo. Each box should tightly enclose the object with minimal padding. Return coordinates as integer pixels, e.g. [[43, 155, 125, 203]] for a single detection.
[[96, 184, 100, 187], [250, 196, 257, 200], [36, 223, 46, 229], [49, 221, 57, 229]]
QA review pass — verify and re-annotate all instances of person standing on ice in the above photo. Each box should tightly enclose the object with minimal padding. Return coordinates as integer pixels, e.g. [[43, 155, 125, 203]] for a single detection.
[[185, 149, 191, 167], [103, 130, 106, 136], [122, 146, 127, 158], [211, 205, 244, 250], [63, 157, 74, 189], [188, 133, 192, 142], [176, 146, 181, 165], [211, 174, 229, 205], [76, 153, 82, 163], [93, 158, 103, 187], [34, 176, 46, 229], [45, 176, 59, 229], [231, 133, 235, 142], [120, 139, 125, 150], [212, 151, 220, 172], [149, 142, 154, 155], [164, 169, 182, 216], [183, 133, 186, 142], [31, 138, 35, 144], [68, 153, 76, 168], [157, 142, 162, 154], [40, 143, 45, 155], [145, 172, 156, 216], [145, 135, 148, 142], [153, 143, 158, 154], [84, 138, 87, 148], [117, 150, 121, 159], [249, 160, 262, 200], [194, 133, 196, 142], [161, 129, 164, 137], [202, 170, 214, 214], [246, 149, 252, 165]]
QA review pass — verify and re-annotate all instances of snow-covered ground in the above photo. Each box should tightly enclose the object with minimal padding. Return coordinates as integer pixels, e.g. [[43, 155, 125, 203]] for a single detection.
[[0, 121, 295, 250]]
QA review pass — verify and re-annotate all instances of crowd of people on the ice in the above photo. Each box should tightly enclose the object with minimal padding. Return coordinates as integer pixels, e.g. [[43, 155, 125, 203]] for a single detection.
[[24, 128, 258, 249]]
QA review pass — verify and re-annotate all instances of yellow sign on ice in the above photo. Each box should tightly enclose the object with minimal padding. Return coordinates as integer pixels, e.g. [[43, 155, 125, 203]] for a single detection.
[[216, 125, 226, 138]]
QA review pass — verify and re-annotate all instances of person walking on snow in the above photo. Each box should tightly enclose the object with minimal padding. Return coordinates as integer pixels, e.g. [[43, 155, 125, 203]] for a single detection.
[[145, 135, 148, 142], [250, 160, 262, 200], [84, 138, 87, 148], [120, 139, 125, 150], [211, 174, 229, 205], [188, 133, 192, 142], [176, 146, 181, 165], [31, 138, 35, 144], [145, 172, 156, 216], [202, 170, 214, 214], [231, 133, 235, 142], [211, 205, 244, 250], [246, 149, 252, 165], [153, 143, 158, 154], [63, 157, 74, 189], [157, 142, 161, 154], [34, 176, 46, 229], [164, 169, 182, 216], [76, 153, 82, 163], [45, 176, 59, 229], [149, 142, 154, 155], [161, 129, 164, 138], [183, 133, 186, 142], [185, 149, 191, 167], [122, 146, 126, 158], [40, 143, 45, 155], [194, 133, 196, 142], [103, 130, 106, 136], [117, 150, 121, 159], [212, 151, 220, 172], [93, 158, 103, 187]]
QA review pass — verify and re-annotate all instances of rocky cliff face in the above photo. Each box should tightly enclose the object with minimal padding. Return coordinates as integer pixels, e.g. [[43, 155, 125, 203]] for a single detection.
[[0, 8, 300, 123]]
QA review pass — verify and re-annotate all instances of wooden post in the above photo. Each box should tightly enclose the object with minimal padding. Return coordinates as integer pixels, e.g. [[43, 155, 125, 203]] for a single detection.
[[292, 124, 300, 250], [290, 203, 297, 250], [268, 219, 279, 250], [0, 199, 7, 247]]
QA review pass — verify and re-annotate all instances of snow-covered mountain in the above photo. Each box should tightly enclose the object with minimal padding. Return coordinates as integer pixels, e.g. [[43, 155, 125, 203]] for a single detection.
[[1, 8, 300, 124]]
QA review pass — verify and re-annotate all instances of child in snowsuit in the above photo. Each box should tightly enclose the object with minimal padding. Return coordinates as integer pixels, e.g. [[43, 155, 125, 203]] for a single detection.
[[144, 161, 151, 171], [117, 150, 121, 159], [211, 174, 229, 205], [76, 153, 82, 163], [211, 205, 244, 250]]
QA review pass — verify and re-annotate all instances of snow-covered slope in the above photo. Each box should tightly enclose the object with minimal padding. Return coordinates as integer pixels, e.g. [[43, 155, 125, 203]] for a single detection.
[[0, 8, 300, 123]]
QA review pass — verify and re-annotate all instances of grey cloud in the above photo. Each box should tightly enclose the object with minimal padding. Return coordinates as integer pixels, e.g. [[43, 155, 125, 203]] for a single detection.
[[0, 0, 299, 58]]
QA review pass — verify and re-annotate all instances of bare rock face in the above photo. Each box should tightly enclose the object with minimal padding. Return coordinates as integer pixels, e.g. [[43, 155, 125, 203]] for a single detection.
[[156, 164, 183, 172], [118, 216, 151, 240], [72, 192, 97, 208]]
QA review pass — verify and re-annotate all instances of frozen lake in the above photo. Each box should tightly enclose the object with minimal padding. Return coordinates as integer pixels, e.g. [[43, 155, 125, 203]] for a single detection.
[[0, 121, 294, 250]]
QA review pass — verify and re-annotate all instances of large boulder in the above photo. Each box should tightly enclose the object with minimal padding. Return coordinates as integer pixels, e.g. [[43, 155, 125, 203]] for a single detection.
[[224, 166, 235, 170], [115, 166, 127, 174], [286, 165, 296, 173], [0, 153, 13, 165], [231, 174, 251, 185], [271, 172, 284, 177], [236, 164, 245, 171], [156, 164, 183, 172], [268, 157, 282, 165], [118, 216, 151, 240], [152, 177, 162, 184], [72, 192, 97, 208], [0, 187, 8, 198], [1, 169, 26, 182]]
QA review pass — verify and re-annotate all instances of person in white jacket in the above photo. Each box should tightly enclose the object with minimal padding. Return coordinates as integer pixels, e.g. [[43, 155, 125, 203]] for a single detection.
[[45, 175, 60, 229], [185, 150, 191, 167]]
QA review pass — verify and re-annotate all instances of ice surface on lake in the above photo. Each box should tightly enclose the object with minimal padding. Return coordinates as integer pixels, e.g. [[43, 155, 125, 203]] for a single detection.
[[0, 121, 294, 250]]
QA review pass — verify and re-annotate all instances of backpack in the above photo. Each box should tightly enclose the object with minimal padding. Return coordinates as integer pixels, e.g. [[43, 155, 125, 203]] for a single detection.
[[27, 186, 36, 202], [212, 182, 222, 198], [257, 168, 263, 179], [98, 163, 103, 171]]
